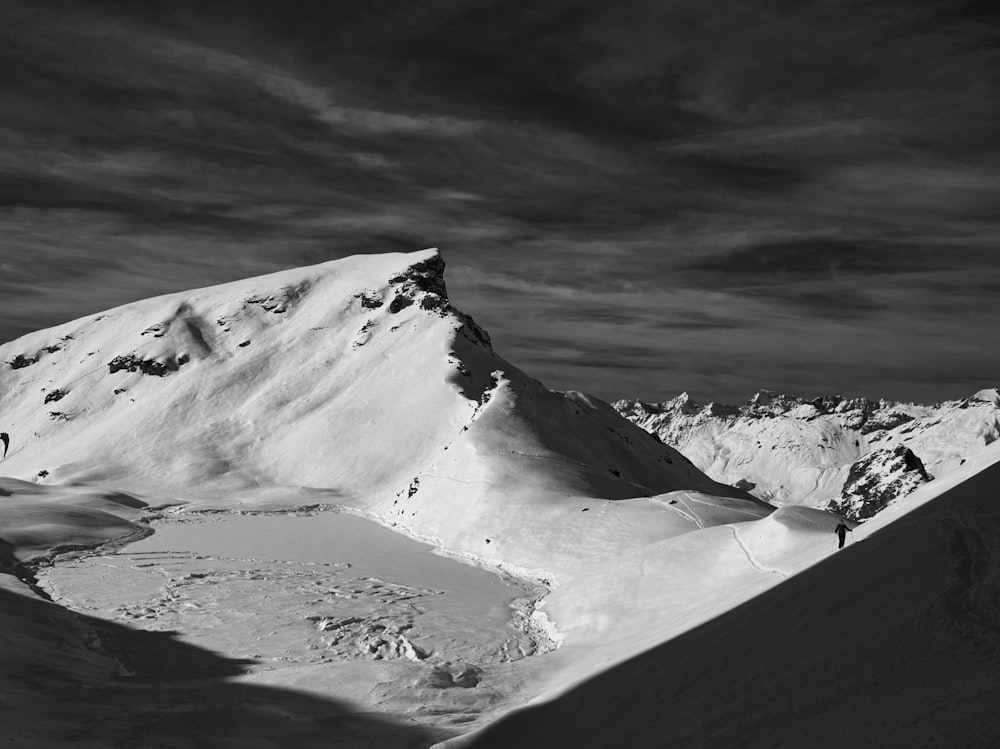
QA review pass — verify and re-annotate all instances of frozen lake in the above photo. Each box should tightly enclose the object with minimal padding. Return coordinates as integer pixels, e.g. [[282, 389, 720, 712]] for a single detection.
[[37, 509, 548, 730], [128, 511, 525, 621]]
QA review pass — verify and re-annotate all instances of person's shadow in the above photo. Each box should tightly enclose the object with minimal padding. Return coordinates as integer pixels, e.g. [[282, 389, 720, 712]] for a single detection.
[[0, 575, 449, 748]]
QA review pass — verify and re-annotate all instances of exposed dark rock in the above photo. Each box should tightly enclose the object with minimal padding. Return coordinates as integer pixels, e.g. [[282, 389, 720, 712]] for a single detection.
[[705, 401, 740, 417], [388, 254, 448, 298], [480, 371, 502, 406], [454, 311, 493, 350], [388, 295, 413, 314], [108, 354, 184, 377], [245, 282, 310, 314], [828, 445, 933, 521], [44, 389, 68, 404], [859, 409, 915, 435], [354, 290, 384, 309], [382, 254, 493, 350], [8, 353, 39, 369], [419, 294, 447, 311]]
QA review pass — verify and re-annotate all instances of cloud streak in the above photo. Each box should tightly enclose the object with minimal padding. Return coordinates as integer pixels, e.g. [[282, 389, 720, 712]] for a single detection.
[[1, 0, 998, 404]]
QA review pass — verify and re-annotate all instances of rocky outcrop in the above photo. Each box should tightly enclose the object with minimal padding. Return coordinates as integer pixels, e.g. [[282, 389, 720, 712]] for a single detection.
[[8, 353, 40, 369], [108, 354, 187, 377], [828, 445, 933, 520], [244, 282, 311, 314]]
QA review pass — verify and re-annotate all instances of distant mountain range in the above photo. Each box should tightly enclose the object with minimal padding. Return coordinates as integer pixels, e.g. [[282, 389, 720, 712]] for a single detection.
[[615, 388, 1000, 520]]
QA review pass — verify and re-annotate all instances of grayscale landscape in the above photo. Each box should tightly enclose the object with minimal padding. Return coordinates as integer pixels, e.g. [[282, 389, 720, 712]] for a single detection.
[[2, 2, 999, 747]]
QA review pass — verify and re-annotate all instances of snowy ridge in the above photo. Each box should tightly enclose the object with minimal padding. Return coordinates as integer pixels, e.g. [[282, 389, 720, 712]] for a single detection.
[[615, 388, 1000, 514], [0, 249, 761, 581]]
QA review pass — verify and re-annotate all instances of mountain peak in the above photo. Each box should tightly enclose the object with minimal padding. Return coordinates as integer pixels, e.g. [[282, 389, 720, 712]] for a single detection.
[[972, 388, 1000, 407], [0, 249, 752, 577]]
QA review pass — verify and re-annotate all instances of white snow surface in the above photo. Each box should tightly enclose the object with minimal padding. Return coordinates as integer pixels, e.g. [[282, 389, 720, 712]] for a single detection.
[[443, 439, 1000, 748], [616, 388, 1000, 508], [0, 249, 758, 583], [1, 250, 998, 746]]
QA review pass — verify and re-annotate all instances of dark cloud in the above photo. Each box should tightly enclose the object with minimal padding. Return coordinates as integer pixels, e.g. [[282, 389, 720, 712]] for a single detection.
[[1, 0, 998, 404], [682, 238, 956, 280]]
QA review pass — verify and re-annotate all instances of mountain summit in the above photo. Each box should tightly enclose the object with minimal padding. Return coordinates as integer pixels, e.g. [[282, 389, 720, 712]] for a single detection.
[[0, 249, 756, 578]]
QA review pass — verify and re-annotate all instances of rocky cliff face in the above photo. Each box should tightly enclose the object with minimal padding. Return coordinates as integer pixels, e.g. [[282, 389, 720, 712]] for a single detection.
[[615, 388, 1000, 519], [828, 445, 933, 520]]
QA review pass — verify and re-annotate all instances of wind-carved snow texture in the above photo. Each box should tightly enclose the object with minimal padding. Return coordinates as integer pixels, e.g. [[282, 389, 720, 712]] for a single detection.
[[616, 388, 1000, 519]]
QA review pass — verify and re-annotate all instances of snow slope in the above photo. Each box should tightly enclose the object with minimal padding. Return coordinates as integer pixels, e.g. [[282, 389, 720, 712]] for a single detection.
[[616, 388, 1000, 512], [0, 477, 148, 563], [0, 249, 760, 583], [449, 439, 1000, 748]]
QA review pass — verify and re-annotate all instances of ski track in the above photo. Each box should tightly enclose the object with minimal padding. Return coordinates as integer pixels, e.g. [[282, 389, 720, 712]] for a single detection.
[[728, 525, 788, 579], [685, 494, 763, 519], [653, 495, 703, 530], [672, 496, 706, 529]]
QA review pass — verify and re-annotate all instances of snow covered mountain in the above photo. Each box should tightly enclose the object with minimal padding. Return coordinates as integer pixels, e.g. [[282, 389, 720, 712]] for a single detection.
[[615, 388, 1000, 518], [0, 249, 759, 581], [828, 444, 933, 520], [3, 249, 998, 747], [447, 439, 1000, 749]]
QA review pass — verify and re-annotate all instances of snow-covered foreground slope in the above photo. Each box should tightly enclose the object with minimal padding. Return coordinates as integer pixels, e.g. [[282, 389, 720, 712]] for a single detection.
[[450, 440, 1000, 749], [616, 389, 1000, 516], [0, 249, 757, 582]]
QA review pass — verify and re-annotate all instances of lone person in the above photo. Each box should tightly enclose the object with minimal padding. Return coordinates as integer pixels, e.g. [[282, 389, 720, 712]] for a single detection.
[[0, 432, 8, 459], [834, 520, 850, 549]]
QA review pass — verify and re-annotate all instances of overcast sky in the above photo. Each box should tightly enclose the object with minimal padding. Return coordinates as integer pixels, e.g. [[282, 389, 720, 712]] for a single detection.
[[2, 0, 998, 404]]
